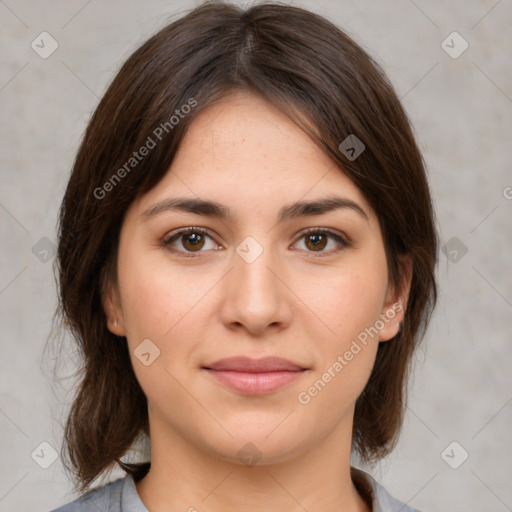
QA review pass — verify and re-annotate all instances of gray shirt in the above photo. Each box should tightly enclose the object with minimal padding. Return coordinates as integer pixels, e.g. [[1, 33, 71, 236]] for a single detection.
[[49, 468, 422, 512]]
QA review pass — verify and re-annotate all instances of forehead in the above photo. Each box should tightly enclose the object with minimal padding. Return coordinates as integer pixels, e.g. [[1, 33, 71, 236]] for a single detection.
[[180, 90, 331, 167], [131, 90, 373, 222]]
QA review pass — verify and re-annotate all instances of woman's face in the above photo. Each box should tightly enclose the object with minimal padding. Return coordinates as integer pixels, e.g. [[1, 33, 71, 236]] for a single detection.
[[105, 91, 408, 465]]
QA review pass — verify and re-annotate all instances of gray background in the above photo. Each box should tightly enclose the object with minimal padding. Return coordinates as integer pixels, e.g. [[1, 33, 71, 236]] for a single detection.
[[1, 1, 511, 511]]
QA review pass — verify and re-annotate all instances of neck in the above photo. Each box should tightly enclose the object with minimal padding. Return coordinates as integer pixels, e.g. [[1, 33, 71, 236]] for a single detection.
[[134, 415, 370, 512]]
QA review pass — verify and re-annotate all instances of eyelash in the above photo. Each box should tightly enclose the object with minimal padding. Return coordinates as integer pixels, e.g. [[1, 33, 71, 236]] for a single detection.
[[161, 226, 351, 258]]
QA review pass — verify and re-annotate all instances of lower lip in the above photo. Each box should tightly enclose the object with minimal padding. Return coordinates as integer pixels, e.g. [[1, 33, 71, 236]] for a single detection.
[[204, 369, 305, 394]]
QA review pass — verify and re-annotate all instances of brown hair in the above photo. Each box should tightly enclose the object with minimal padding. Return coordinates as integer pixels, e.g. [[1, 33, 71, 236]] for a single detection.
[[53, 0, 438, 494]]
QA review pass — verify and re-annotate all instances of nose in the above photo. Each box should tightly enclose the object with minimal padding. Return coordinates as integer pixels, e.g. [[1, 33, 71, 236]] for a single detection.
[[218, 238, 293, 337]]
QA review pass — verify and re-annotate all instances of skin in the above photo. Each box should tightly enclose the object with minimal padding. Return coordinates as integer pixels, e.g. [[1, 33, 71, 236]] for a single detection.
[[104, 90, 411, 512]]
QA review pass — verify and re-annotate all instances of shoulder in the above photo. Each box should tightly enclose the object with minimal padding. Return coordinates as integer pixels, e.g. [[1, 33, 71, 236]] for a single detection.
[[351, 467, 424, 512], [49, 476, 127, 512]]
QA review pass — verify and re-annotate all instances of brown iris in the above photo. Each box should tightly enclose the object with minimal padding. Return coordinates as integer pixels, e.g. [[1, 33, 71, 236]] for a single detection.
[[182, 232, 206, 251], [305, 233, 327, 251]]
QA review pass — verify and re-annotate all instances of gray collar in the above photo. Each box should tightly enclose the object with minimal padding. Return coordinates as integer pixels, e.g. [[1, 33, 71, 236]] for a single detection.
[[121, 467, 422, 512]]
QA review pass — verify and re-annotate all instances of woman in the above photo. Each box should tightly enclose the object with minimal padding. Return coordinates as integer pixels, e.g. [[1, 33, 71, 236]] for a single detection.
[[50, 2, 438, 511]]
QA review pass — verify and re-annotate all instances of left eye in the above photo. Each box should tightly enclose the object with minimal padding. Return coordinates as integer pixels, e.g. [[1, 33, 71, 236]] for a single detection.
[[162, 227, 350, 257], [294, 228, 350, 255]]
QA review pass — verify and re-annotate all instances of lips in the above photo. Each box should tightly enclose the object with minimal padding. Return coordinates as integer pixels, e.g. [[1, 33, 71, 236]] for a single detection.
[[203, 356, 305, 372], [202, 356, 307, 395]]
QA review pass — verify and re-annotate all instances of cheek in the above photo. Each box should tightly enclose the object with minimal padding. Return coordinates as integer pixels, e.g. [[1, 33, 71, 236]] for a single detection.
[[117, 252, 209, 403], [116, 246, 225, 394], [293, 260, 387, 404], [295, 278, 382, 423], [298, 262, 388, 346], [117, 246, 204, 340]]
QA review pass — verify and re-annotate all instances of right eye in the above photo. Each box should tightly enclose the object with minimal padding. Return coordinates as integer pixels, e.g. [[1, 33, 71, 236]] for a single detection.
[[162, 227, 222, 257]]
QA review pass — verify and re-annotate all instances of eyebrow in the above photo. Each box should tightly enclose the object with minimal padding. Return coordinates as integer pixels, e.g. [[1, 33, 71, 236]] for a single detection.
[[141, 195, 369, 223]]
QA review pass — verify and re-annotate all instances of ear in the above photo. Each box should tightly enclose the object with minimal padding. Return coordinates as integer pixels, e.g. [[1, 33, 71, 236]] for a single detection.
[[101, 281, 126, 337], [378, 255, 413, 342]]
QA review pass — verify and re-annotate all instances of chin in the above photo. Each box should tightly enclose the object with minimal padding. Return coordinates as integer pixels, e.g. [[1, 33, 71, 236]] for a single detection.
[[213, 437, 304, 468], [199, 418, 309, 466]]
